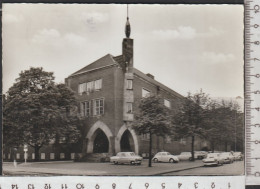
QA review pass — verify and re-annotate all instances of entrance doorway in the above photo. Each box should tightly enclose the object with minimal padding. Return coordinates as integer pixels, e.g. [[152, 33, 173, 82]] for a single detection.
[[93, 129, 109, 153], [120, 130, 135, 152]]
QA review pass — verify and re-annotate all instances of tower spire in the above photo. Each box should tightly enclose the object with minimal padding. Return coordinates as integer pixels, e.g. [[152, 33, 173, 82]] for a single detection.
[[125, 4, 131, 38]]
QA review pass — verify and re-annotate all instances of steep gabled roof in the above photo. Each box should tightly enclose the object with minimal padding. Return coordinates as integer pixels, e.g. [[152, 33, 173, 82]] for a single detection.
[[133, 68, 184, 99], [70, 54, 118, 77]]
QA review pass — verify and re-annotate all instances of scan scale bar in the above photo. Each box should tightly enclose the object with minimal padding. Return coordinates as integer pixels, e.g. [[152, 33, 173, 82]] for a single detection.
[[245, 0, 260, 185]]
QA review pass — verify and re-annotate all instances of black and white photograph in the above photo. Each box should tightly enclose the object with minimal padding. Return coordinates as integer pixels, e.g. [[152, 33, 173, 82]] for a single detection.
[[2, 4, 244, 176]]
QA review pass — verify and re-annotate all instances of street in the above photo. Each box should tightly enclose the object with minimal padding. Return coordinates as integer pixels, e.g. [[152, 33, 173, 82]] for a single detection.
[[162, 161, 244, 175], [3, 160, 244, 176]]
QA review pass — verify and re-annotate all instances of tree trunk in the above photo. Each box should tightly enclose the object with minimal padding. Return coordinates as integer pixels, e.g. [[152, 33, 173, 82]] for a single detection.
[[211, 142, 215, 152], [191, 135, 195, 161], [34, 145, 40, 161], [148, 132, 152, 167], [225, 141, 228, 152]]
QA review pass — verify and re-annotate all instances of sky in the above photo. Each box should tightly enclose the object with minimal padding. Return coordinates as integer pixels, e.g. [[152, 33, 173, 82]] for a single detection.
[[2, 4, 243, 98]]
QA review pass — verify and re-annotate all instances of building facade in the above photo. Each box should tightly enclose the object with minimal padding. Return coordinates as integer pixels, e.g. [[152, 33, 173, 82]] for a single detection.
[[3, 16, 211, 162], [64, 17, 209, 159]]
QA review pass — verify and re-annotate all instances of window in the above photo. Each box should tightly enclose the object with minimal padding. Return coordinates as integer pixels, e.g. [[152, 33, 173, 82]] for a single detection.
[[87, 81, 94, 92], [126, 79, 133, 90], [142, 88, 150, 98], [41, 153, 45, 160], [60, 153, 65, 159], [71, 153, 75, 159], [94, 98, 104, 116], [32, 153, 35, 159], [94, 79, 102, 90], [164, 99, 171, 108], [78, 83, 86, 94], [81, 101, 91, 117], [16, 153, 20, 159], [126, 102, 133, 113], [50, 153, 55, 160]]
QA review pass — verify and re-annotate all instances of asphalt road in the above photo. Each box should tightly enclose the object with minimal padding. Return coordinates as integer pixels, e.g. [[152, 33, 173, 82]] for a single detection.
[[3, 160, 244, 176], [162, 161, 244, 175]]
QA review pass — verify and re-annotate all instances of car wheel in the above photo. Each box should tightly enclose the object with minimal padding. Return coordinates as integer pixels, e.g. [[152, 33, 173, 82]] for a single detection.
[[169, 158, 174, 163], [130, 161, 135, 165], [153, 158, 158, 163], [173, 160, 178, 163], [113, 161, 118, 165], [189, 157, 193, 161]]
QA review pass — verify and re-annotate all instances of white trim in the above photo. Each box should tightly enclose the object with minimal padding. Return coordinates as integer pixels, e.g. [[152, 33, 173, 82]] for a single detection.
[[86, 121, 113, 153], [115, 124, 139, 154]]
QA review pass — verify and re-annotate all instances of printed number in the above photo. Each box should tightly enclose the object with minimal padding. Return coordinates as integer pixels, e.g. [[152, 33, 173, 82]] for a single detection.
[[178, 183, 182, 188], [145, 183, 149, 189], [254, 5, 260, 13], [194, 182, 198, 188], [76, 183, 84, 189], [129, 183, 132, 189], [228, 182, 231, 189], [254, 58, 260, 61], [211, 182, 215, 189], [95, 184, 100, 189], [112, 183, 116, 189], [255, 172, 260, 176], [161, 183, 165, 189], [254, 24, 259, 28]]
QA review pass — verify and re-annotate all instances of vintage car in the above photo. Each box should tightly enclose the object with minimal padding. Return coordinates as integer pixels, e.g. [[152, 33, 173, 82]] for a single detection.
[[110, 152, 142, 165], [233, 152, 243, 161], [220, 152, 235, 164], [152, 152, 179, 163], [194, 151, 208, 159], [177, 152, 198, 161], [202, 153, 225, 166]]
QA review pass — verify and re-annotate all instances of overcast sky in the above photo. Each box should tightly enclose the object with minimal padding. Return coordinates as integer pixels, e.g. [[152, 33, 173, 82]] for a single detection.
[[3, 4, 243, 98]]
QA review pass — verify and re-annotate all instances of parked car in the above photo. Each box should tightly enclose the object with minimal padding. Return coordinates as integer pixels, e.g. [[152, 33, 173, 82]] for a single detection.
[[195, 151, 208, 159], [233, 152, 243, 161], [110, 152, 142, 165], [220, 152, 235, 164], [152, 152, 179, 163], [177, 152, 198, 161], [202, 153, 224, 166]]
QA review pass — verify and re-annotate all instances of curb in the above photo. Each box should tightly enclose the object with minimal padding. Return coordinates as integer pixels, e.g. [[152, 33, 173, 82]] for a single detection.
[[151, 165, 204, 175]]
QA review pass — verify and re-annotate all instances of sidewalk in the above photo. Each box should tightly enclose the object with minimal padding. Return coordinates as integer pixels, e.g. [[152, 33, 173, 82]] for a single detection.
[[3, 160, 204, 176]]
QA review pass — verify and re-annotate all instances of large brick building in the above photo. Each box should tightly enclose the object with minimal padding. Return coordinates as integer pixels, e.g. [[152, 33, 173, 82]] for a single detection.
[[64, 16, 209, 159], [3, 15, 210, 162]]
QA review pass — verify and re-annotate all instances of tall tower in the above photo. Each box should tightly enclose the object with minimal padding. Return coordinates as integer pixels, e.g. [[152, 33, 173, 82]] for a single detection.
[[122, 5, 134, 123], [122, 5, 134, 72]]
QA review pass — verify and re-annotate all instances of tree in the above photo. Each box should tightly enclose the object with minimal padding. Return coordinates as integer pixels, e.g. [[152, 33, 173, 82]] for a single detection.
[[3, 67, 82, 161], [132, 95, 172, 167], [172, 90, 209, 161], [204, 100, 244, 152]]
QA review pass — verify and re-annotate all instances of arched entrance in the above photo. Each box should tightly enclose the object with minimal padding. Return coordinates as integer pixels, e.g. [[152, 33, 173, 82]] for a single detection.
[[93, 129, 109, 153], [115, 124, 139, 154], [120, 130, 135, 152], [86, 121, 113, 153]]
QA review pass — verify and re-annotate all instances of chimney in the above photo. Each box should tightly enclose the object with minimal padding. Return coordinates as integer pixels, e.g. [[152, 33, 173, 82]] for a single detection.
[[146, 73, 154, 79]]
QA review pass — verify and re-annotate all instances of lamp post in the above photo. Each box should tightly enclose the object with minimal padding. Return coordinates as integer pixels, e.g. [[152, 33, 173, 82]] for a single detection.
[[13, 147, 17, 167]]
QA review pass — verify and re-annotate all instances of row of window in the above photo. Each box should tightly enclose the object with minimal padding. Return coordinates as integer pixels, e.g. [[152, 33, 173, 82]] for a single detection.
[[81, 98, 104, 116], [3, 153, 79, 160], [142, 88, 171, 108], [78, 79, 102, 94]]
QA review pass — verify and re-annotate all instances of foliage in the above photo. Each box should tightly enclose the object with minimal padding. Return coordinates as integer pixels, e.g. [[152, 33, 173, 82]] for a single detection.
[[172, 90, 209, 160], [132, 94, 172, 167], [3, 67, 82, 160]]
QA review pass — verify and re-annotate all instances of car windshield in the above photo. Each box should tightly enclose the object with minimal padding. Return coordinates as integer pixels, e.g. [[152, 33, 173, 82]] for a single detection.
[[181, 152, 190, 155], [207, 154, 218, 158], [130, 152, 135, 156]]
